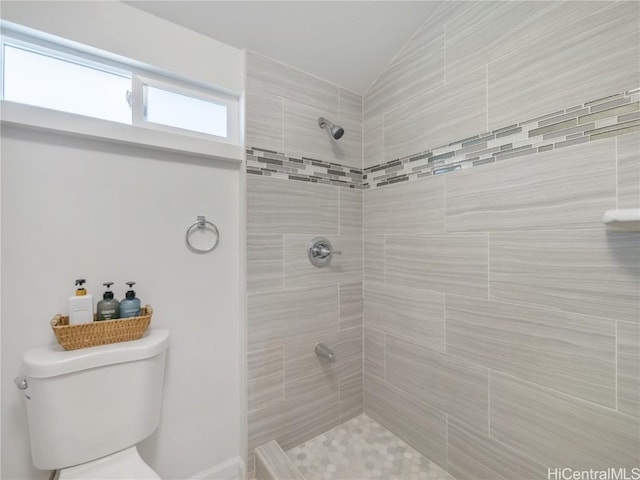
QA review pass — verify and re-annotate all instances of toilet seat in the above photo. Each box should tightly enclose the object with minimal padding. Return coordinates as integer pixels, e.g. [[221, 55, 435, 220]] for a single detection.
[[58, 447, 160, 479]]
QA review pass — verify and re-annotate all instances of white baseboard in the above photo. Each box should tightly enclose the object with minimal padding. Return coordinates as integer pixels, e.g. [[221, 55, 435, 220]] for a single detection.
[[187, 456, 246, 480]]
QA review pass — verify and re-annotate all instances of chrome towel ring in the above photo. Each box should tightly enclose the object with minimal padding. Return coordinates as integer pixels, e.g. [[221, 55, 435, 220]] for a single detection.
[[185, 215, 219, 254]]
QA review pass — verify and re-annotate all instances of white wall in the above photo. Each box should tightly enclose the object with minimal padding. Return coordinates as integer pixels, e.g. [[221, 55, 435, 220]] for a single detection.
[[1, 2, 245, 479]]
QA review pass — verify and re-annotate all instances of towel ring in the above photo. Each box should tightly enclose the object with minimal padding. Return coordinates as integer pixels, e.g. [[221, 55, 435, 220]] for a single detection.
[[186, 216, 219, 253]]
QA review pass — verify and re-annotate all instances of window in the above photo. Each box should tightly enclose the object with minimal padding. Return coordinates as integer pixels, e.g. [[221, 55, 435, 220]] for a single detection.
[[1, 33, 239, 144]]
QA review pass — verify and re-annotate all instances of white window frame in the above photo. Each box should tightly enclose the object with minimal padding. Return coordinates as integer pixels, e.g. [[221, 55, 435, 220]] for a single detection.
[[0, 29, 241, 147], [132, 74, 239, 145]]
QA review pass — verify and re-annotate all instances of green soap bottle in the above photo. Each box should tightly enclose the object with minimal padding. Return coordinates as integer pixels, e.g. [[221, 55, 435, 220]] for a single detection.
[[96, 282, 120, 321]]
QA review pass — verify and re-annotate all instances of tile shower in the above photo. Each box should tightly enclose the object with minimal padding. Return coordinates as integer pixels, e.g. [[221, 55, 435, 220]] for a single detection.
[[246, 2, 640, 479]]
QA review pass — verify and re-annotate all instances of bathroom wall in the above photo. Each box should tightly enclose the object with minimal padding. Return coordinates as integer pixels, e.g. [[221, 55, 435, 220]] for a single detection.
[[362, 1, 640, 478], [245, 51, 363, 475], [0, 3, 245, 480]]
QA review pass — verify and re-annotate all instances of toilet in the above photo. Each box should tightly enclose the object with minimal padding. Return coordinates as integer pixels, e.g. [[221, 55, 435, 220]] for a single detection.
[[18, 329, 170, 479]]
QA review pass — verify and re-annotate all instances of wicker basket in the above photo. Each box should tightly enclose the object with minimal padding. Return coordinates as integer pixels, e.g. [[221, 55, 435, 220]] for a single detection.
[[50, 305, 153, 351]]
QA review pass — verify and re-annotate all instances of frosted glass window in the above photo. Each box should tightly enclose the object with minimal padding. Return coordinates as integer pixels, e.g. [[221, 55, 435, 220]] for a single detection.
[[145, 86, 228, 138], [3, 44, 131, 124]]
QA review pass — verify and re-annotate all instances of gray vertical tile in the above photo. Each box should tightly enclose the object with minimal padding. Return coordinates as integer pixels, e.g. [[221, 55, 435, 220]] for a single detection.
[[364, 235, 385, 283], [488, 2, 640, 129], [490, 229, 640, 323], [340, 282, 363, 330], [283, 100, 362, 168], [386, 335, 489, 432], [247, 51, 339, 114], [284, 326, 362, 399], [364, 176, 445, 235], [490, 372, 640, 469], [339, 372, 363, 423], [339, 188, 362, 235], [446, 295, 616, 407], [248, 234, 283, 293], [364, 327, 385, 379], [618, 321, 640, 418], [247, 284, 339, 351], [364, 281, 445, 352], [364, 21, 444, 119], [446, 1, 608, 81], [248, 384, 340, 452], [247, 176, 338, 234], [246, 91, 284, 152], [384, 68, 486, 161], [386, 234, 489, 299], [617, 132, 640, 209], [248, 346, 284, 413], [446, 140, 617, 231], [364, 374, 447, 467], [363, 114, 384, 169], [447, 417, 547, 480], [339, 88, 363, 123], [283, 234, 362, 288]]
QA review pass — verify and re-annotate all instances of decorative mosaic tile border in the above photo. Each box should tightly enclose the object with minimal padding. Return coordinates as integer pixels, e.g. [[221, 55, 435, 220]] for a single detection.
[[246, 88, 639, 190], [363, 88, 639, 189], [246, 148, 363, 189]]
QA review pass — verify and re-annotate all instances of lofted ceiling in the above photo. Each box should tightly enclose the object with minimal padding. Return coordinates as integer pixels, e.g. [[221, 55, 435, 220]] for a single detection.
[[124, 1, 445, 94]]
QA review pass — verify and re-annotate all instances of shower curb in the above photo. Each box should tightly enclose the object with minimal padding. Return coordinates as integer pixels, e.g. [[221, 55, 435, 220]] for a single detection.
[[255, 440, 305, 480]]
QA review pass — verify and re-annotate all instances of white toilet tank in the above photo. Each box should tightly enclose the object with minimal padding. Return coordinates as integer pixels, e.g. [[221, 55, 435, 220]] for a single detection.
[[20, 329, 170, 470]]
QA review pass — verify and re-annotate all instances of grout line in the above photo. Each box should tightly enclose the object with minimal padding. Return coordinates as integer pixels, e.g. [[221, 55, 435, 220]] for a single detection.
[[282, 344, 286, 402], [615, 136, 619, 209], [445, 413, 449, 470], [615, 320, 618, 412]]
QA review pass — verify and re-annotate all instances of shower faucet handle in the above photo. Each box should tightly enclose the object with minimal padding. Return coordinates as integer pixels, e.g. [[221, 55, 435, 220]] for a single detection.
[[308, 237, 341, 267]]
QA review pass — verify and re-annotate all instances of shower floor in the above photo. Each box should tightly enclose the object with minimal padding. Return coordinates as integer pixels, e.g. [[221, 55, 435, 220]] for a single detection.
[[286, 414, 454, 480]]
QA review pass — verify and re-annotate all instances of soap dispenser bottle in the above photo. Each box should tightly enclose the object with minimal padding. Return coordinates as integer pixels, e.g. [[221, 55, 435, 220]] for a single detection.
[[69, 279, 94, 324], [97, 282, 120, 321], [119, 282, 141, 318]]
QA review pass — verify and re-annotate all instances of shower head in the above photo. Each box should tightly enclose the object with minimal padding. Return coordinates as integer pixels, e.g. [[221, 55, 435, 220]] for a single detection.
[[318, 117, 345, 140]]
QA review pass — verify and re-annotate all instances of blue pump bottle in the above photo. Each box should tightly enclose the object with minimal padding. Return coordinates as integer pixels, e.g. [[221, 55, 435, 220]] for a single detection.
[[119, 281, 141, 318]]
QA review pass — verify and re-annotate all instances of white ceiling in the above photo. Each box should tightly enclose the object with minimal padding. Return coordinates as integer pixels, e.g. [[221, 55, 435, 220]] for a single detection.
[[124, 1, 444, 94]]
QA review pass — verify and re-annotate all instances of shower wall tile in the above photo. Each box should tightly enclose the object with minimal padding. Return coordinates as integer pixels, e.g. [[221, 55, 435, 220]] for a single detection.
[[490, 229, 640, 323], [617, 321, 640, 418], [247, 51, 339, 114], [364, 22, 444, 119], [247, 234, 283, 293], [246, 91, 284, 153], [446, 295, 616, 407], [248, 346, 284, 413], [364, 281, 444, 353], [363, 235, 385, 284], [383, 68, 486, 162], [283, 234, 362, 288], [488, 2, 640, 130], [385, 234, 489, 299], [445, 1, 607, 81], [364, 327, 385, 379], [363, 175, 444, 234], [284, 326, 362, 399], [339, 188, 362, 235], [385, 335, 489, 433], [339, 282, 363, 330], [490, 372, 640, 469], [364, 374, 447, 468], [248, 385, 340, 452], [247, 176, 338, 234], [283, 100, 362, 168], [363, 114, 384, 169], [447, 417, 547, 480], [339, 88, 363, 124], [247, 284, 339, 351], [339, 372, 364, 423], [617, 132, 640, 208], [445, 140, 617, 231]]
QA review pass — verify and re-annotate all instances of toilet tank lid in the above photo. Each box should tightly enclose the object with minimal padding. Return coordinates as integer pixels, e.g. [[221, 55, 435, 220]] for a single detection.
[[22, 329, 170, 378]]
